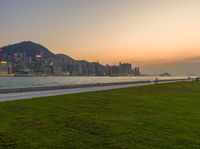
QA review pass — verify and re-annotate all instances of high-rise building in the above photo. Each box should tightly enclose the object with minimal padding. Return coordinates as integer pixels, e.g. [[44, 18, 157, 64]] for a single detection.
[[34, 51, 44, 73], [0, 61, 9, 76], [133, 67, 140, 76], [12, 53, 20, 73], [119, 62, 132, 75]]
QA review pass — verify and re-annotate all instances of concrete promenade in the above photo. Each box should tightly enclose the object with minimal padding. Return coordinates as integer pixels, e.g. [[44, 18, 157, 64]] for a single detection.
[[0, 80, 180, 102]]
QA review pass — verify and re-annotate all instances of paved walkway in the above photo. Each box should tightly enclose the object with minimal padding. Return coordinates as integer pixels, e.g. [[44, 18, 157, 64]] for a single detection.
[[0, 82, 156, 102], [0, 80, 178, 102]]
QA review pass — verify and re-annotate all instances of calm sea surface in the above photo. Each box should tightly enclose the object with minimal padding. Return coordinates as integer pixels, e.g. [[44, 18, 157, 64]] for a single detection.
[[0, 76, 189, 89]]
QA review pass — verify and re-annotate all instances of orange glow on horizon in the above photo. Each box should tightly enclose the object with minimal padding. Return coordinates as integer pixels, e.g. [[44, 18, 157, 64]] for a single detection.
[[1, 0, 200, 66]]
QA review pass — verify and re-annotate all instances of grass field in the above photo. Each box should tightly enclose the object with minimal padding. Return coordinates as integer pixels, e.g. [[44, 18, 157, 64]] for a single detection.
[[0, 82, 200, 148]]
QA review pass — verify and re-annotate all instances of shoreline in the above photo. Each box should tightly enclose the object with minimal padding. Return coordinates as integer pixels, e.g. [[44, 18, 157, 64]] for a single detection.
[[0, 78, 185, 94]]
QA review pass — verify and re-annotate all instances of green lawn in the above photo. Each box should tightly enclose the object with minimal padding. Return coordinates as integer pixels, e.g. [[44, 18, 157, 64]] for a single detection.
[[0, 82, 200, 149]]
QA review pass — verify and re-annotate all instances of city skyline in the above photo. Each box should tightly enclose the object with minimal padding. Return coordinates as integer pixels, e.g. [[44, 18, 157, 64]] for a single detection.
[[1, 0, 200, 65], [0, 41, 141, 76]]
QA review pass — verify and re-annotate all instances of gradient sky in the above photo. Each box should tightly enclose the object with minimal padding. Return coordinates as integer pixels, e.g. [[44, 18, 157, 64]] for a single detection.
[[1, 0, 200, 65]]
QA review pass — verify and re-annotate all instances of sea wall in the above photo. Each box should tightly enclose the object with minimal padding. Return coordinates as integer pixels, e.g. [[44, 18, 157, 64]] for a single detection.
[[0, 79, 185, 94]]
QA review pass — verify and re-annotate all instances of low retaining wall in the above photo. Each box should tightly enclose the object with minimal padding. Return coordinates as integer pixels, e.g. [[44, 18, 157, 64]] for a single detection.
[[0, 79, 185, 94]]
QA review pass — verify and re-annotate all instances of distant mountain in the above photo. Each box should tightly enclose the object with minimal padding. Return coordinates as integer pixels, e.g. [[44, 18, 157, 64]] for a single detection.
[[160, 72, 171, 76], [142, 57, 200, 76], [56, 54, 75, 64], [1, 41, 55, 58]]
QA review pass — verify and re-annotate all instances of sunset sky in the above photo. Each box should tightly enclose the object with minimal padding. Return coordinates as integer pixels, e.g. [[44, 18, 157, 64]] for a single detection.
[[1, 0, 200, 65]]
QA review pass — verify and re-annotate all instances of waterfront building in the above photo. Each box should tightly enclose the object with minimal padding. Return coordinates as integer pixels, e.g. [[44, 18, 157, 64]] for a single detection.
[[11, 52, 29, 73], [34, 51, 44, 73], [0, 61, 9, 76], [132, 67, 141, 76], [12, 53, 20, 73], [119, 62, 132, 75], [110, 65, 120, 76]]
